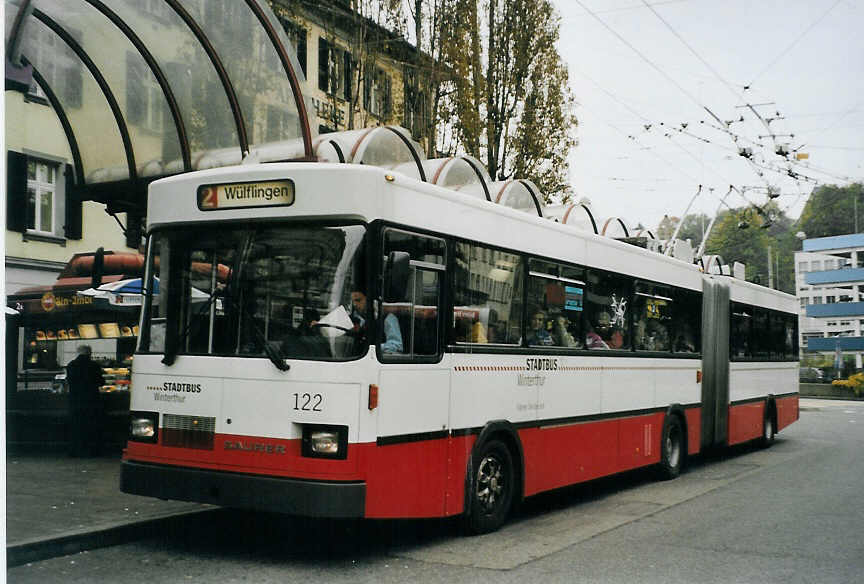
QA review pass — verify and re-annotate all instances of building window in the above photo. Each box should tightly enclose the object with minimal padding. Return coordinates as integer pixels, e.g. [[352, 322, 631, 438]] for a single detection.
[[811, 260, 822, 271], [26, 159, 58, 234], [813, 297, 823, 305], [798, 261, 807, 273], [800, 298, 807, 308], [279, 18, 307, 77], [318, 38, 351, 101], [827, 296, 836, 304], [126, 53, 164, 133], [364, 67, 391, 118], [403, 67, 428, 139], [26, 24, 82, 108]]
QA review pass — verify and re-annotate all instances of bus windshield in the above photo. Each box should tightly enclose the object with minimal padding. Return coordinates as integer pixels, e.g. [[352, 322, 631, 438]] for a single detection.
[[141, 224, 368, 362]]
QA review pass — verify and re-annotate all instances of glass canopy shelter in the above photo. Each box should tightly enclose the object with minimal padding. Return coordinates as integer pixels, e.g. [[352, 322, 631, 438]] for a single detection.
[[5, 0, 313, 215]]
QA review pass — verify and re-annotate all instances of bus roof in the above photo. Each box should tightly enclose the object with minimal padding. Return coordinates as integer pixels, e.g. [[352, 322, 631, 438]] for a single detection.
[[147, 163, 795, 303]]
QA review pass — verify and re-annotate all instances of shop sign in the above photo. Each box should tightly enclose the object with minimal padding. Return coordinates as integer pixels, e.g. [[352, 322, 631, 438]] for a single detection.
[[39, 292, 93, 313]]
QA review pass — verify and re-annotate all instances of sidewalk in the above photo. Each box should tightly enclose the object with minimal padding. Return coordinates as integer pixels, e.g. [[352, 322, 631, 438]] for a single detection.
[[6, 451, 212, 567]]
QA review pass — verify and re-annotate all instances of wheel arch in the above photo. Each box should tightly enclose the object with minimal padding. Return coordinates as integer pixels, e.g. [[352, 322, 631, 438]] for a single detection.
[[465, 420, 526, 511]]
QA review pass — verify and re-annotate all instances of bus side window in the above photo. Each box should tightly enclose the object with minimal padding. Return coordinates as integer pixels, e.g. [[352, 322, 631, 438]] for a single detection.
[[382, 228, 445, 359], [730, 302, 751, 359], [526, 259, 584, 348], [452, 242, 523, 346], [633, 283, 672, 352], [585, 270, 631, 350], [672, 288, 701, 354]]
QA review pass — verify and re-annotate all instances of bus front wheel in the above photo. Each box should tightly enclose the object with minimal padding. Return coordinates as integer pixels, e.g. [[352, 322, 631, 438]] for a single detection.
[[464, 439, 514, 535], [657, 415, 683, 480]]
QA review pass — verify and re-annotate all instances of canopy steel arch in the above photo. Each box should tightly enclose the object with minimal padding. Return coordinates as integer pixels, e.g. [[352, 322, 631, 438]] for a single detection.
[[84, 0, 191, 172], [33, 7, 138, 184], [162, 0, 247, 157]]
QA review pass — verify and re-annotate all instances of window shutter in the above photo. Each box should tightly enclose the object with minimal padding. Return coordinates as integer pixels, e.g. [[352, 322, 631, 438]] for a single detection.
[[6, 151, 27, 233], [297, 27, 307, 77], [384, 75, 392, 117], [318, 38, 329, 92], [343, 52, 352, 102], [363, 66, 371, 110], [64, 164, 82, 239]]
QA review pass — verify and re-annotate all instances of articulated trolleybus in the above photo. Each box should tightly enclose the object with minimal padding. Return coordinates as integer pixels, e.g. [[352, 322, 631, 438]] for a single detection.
[[121, 150, 799, 534]]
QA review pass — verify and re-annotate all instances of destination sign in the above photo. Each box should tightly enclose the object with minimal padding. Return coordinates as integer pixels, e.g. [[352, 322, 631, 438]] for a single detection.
[[197, 179, 295, 210]]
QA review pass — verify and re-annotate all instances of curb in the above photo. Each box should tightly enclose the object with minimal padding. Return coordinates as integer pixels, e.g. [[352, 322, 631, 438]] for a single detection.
[[6, 508, 217, 567]]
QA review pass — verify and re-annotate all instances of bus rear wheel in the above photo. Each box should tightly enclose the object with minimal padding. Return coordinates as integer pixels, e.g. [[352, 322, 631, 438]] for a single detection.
[[656, 415, 683, 480], [464, 439, 514, 535], [760, 406, 776, 448]]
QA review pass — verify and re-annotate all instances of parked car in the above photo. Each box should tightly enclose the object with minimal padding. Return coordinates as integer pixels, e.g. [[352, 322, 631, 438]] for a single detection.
[[800, 367, 825, 383]]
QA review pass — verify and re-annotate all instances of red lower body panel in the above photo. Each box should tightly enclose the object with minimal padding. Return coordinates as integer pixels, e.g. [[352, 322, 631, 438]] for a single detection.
[[361, 435, 474, 518], [518, 412, 667, 497], [728, 401, 765, 445], [124, 409, 706, 519], [685, 407, 701, 455], [776, 394, 799, 431]]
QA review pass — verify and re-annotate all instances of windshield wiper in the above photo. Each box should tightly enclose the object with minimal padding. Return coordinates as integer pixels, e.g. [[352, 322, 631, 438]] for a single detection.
[[239, 299, 290, 372], [161, 289, 222, 366]]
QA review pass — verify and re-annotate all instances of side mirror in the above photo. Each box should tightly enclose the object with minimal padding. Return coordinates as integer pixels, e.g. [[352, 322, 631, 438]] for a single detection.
[[383, 251, 410, 302]]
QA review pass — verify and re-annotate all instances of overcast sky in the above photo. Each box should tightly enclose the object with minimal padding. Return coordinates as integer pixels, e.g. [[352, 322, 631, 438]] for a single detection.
[[552, 0, 863, 234]]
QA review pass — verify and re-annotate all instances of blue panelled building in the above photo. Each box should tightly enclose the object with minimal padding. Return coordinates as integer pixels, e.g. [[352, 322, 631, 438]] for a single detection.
[[795, 234, 864, 370]]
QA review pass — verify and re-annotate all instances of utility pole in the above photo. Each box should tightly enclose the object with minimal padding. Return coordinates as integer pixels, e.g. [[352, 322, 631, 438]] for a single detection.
[[767, 245, 774, 289]]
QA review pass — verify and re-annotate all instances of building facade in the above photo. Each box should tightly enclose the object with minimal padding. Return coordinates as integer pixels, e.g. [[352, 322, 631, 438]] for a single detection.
[[795, 234, 864, 369], [271, 0, 431, 140], [5, 88, 132, 295]]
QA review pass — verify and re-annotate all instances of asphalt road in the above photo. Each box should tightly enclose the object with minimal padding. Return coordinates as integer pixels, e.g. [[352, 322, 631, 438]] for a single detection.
[[9, 399, 864, 584]]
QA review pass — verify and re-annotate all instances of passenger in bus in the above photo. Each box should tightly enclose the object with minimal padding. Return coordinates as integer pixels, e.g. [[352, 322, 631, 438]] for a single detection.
[[635, 319, 656, 351], [675, 333, 695, 353], [527, 310, 553, 346], [350, 289, 403, 353], [585, 321, 609, 349], [597, 311, 626, 349], [552, 315, 581, 348], [470, 317, 488, 343]]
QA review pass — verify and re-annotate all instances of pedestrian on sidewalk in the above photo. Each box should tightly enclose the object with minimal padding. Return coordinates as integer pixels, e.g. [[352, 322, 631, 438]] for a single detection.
[[66, 345, 104, 456]]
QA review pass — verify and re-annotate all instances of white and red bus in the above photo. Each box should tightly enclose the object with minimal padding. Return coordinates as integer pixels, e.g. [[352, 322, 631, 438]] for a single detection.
[[121, 151, 798, 533]]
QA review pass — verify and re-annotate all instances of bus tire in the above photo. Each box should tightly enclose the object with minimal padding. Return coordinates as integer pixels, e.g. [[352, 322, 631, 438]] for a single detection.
[[657, 415, 683, 480], [760, 404, 776, 448], [464, 439, 514, 535]]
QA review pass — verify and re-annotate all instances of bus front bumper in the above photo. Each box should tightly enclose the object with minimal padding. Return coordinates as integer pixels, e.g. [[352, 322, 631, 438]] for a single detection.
[[120, 460, 366, 518]]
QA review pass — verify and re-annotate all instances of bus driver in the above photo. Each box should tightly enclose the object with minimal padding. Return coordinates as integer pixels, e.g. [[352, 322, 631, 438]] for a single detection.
[[350, 289, 403, 354]]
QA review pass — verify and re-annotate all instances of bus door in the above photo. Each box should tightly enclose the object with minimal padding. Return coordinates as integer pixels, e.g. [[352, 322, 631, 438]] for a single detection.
[[374, 228, 450, 515], [701, 277, 730, 448]]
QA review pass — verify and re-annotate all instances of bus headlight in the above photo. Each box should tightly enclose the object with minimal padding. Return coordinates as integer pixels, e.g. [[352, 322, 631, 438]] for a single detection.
[[302, 425, 348, 460], [129, 411, 158, 443]]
